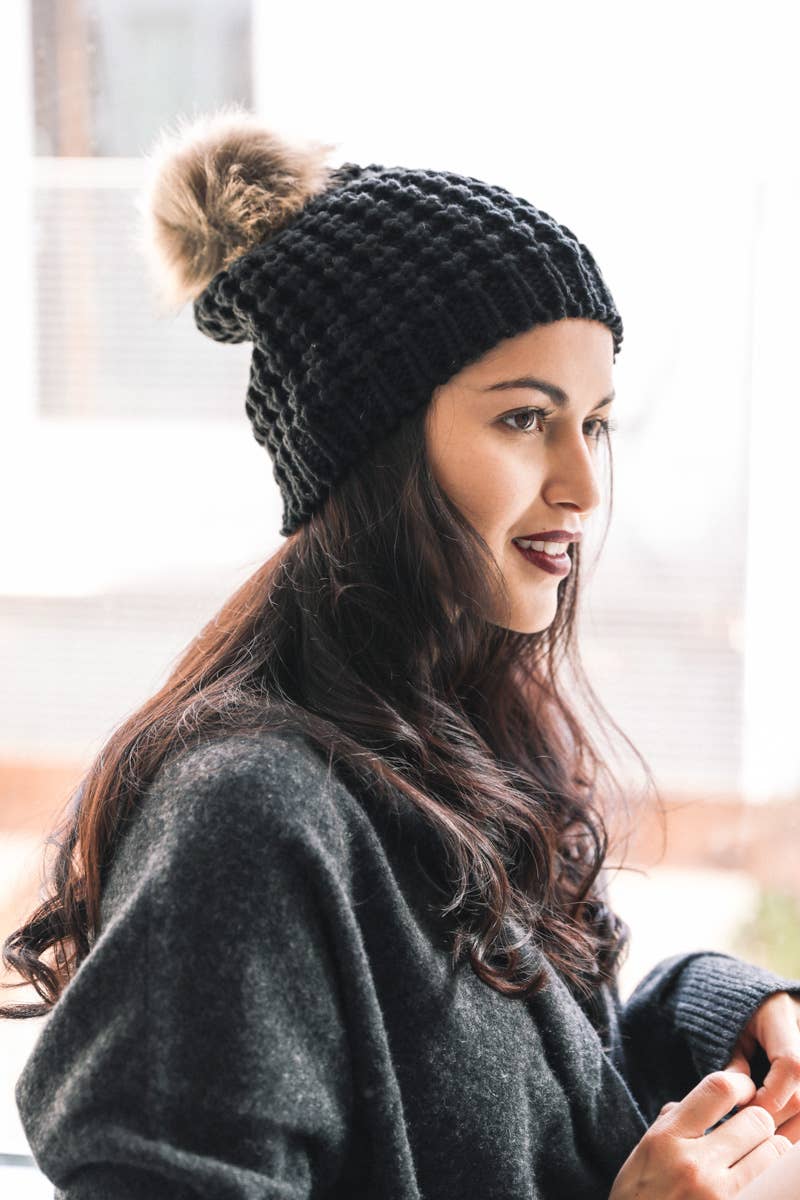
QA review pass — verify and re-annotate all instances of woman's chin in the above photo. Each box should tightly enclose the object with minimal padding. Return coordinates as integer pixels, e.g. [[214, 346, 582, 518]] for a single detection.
[[489, 605, 556, 635]]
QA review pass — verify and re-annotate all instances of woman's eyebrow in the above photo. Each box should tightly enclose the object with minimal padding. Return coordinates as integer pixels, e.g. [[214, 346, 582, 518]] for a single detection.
[[481, 376, 615, 411]]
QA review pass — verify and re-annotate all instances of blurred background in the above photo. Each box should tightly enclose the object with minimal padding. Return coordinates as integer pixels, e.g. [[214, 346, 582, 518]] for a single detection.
[[2, 0, 799, 1189]]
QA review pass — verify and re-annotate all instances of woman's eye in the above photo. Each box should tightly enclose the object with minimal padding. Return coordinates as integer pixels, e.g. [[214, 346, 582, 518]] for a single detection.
[[500, 408, 546, 434]]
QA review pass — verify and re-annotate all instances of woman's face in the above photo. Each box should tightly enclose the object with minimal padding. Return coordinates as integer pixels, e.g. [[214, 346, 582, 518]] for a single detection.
[[424, 318, 615, 633]]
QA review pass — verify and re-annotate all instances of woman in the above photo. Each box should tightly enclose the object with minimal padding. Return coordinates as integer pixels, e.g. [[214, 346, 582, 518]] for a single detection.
[[4, 107, 800, 1199]]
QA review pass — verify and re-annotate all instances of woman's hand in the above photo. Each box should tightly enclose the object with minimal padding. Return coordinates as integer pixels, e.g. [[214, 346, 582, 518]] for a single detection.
[[609, 1070, 793, 1198], [723, 991, 800, 1142]]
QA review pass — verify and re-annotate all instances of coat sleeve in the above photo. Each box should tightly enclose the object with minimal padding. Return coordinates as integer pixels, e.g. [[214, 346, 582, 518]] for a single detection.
[[14, 745, 355, 1199], [614, 950, 800, 1124]]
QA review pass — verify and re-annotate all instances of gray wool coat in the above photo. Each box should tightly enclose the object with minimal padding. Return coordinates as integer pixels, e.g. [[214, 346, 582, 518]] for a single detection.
[[14, 729, 800, 1199]]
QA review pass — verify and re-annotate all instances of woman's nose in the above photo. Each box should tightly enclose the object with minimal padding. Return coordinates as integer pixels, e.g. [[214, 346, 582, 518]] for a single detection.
[[540, 429, 604, 516]]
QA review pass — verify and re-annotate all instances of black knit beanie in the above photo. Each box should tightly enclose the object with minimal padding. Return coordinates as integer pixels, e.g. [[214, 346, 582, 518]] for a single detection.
[[142, 109, 623, 538]]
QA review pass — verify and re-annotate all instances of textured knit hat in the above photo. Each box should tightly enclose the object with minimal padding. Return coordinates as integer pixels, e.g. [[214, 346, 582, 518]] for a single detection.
[[142, 109, 623, 538]]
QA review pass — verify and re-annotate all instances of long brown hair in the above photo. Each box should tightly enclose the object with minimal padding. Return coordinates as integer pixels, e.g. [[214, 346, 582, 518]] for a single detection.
[[1, 401, 663, 1019]]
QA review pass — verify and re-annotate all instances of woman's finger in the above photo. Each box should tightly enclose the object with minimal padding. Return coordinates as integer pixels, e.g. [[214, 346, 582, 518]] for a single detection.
[[664, 1070, 757, 1140], [738, 1090, 800, 1140], [733, 1138, 800, 1199], [775, 1111, 800, 1144], [724, 1047, 752, 1075], [755, 1050, 800, 1116], [703, 1101, 776, 1168]]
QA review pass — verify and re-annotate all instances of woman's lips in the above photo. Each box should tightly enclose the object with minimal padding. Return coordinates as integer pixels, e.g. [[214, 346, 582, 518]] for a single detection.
[[513, 541, 572, 577]]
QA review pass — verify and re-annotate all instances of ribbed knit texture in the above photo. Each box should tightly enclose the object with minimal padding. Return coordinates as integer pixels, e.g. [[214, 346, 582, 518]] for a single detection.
[[194, 162, 624, 536], [15, 730, 800, 1198]]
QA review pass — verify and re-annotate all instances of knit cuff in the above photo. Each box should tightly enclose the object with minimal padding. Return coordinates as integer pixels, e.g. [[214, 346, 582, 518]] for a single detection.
[[664, 952, 800, 1080]]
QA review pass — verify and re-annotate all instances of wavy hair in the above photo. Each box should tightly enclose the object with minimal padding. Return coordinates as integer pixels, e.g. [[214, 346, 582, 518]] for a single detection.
[[1, 401, 663, 1019]]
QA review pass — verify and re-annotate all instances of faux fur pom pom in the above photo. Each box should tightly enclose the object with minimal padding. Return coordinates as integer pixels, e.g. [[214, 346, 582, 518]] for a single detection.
[[139, 106, 338, 309]]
